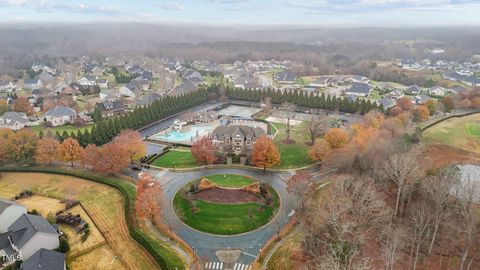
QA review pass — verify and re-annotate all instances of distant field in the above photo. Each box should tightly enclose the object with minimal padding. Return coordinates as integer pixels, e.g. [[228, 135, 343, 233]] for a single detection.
[[422, 114, 480, 154]]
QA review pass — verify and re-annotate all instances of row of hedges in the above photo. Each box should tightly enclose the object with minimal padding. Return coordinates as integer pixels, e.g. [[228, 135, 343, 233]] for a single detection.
[[0, 166, 183, 270], [420, 110, 480, 132]]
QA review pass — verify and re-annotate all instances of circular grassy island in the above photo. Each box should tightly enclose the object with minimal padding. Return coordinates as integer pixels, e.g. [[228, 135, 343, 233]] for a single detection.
[[173, 174, 280, 235]]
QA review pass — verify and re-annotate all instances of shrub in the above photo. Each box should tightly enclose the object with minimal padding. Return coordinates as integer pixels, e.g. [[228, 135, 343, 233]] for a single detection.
[[57, 237, 70, 253]]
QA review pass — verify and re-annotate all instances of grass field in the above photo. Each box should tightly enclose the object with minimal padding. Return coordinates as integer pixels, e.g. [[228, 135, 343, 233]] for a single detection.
[[272, 122, 314, 169], [205, 174, 254, 188], [29, 124, 93, 136], [0, 172, 159, 270], [267, 231, 304, 270], [151, 150, 200, 168], [16, 195, 65, 216], [174, 185, 279, 235], [422, 114, 480, 154]]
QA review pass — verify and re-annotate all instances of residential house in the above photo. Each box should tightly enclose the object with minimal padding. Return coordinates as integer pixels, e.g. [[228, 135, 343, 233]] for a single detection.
[[85, 64, 104, 77], [449, 86, 467, 94], [345, 83, 372, 97], [136, 93, 163, 107], [5, 213, 59, 260], [406, 85, 422, 95], [78, 76, 96, 87], [211, 125, 266, 155], [385, 89, 404, 100], [310, 76, 333, 88], [99, 89, 121, 101], [0, 112, 29, 130], [377, 98, 396, 110], [170, 81, 197, 96], [0, 198, 27, 232], [45, 106, 77, 127], [119, 81, 143, 98], [95, 100, 125, 118], [20, 248, 65, 270], [96, 79, 108, 89], [414, 94, 433, 105], [0, 80, 15, 92], [429, 86, 446, 97], [276, 72, 298, 84], [377, 82, 396, 92], [443, 71, 480, 87], [24, 79, 42, 90]]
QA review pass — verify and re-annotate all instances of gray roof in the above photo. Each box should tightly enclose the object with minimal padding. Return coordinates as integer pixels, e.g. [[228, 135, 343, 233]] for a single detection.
[[0, 197, 25, 215], [2, 111, 28, 125], [0, 231, 11, 250], [212, 125, 265, 140], [96, 100, 125, 111], [347, 83, 372, 94], [377, 98, 396, 109], [407, 85, 421, 93], [8, 214, 58, 249], [20, 248, 65, 270], [24, 79, 39, 85], [45, 106, 76, 117], [136, 93, 163, 107]]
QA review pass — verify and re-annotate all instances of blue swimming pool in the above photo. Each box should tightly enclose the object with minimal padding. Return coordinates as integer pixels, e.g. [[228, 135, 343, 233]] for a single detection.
[[153, 126, 213, 143]]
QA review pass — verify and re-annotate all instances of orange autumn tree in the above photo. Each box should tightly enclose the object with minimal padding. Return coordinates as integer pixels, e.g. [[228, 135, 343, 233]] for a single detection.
[[396, 96, 413, 111], [81, 144, 101, 170], [35, 137, 60, 164], [113, 129, 147, 163], [308, 139, 332, 162], [0, 128, 15, 163], [191, 136, 217, 165], [413, 105, 430, 122], [136, 173, 163, 225], [12, 96, 34, 116], [8, 129, 37, 163], [59, 138, 84, 167], [252, 135, 280, 171], [95, 142, 130, 174], [324, 128, 348, 150]]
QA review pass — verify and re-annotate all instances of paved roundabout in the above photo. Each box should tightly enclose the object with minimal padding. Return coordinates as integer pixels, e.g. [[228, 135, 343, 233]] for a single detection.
[[147, 168, 295, 268]]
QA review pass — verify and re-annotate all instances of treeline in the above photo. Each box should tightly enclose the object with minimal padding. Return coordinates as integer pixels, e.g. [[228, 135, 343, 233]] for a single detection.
[[209, 85, 382, 114], [46, 89, 209, 146]]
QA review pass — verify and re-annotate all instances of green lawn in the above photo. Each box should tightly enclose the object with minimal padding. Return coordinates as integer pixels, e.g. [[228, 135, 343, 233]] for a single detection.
[[29, 124, 93, 136], [422, 114, 480, 154], [173, 186, 279, 235], [151, 150, 200, 168], [204, 174, 254, 188], [272, 122, 314, 169]]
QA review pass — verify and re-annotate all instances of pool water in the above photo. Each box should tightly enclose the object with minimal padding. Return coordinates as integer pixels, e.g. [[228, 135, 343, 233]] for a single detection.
[[153, 126, 213, 143]]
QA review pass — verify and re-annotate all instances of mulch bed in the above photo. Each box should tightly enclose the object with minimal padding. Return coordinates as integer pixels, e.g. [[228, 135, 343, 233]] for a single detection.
[[194, 187, 262, 204], [281, 139, 296, 145]]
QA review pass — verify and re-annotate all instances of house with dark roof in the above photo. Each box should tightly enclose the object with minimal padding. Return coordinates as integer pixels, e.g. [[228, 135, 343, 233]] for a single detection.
[[211, 125, 266, 155], [136, 93, 163, 107], [5, 213, 59, 260], [345, 83, 372, 97], [406, 85, 422, 95], [0, 112, 29, 130], [45, 106, 77, 127], [443, 71, 480, 87], [0, 198, 27, 232], [20, 248, 65, 270], [24, 79, 42, 90], [96, 100, 125, 118], [310, 76, 333, 88], [119, 81, 143, 98], [276, 72, 298, 84], [385, 89, 404, 100], [377, 98, 396, 110]]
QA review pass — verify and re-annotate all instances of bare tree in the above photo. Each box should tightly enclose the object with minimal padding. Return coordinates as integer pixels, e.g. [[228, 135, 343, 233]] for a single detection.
[[286, 171, 313, 212], [408, 202, 433, 270], [381, 226, 405, 270], [280, 102, 297, 143], [451, 168, 480, 270], [303, 113, 328, 145], [422, 168, 456, 255], [261, 96, 272, 115], [378, 151, 421, 219]]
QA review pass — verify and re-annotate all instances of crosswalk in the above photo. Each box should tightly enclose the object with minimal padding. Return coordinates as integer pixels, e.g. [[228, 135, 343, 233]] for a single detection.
[[204, 262, 223, 269], [203, 262, 251, 270], [233, 263, 252, 270]]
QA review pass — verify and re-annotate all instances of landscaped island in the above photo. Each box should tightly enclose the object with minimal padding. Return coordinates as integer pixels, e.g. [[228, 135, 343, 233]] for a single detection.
[[173, 174, 280, 235]]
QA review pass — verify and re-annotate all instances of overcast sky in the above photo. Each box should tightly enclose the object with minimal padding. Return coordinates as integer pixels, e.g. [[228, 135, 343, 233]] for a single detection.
[[1, 0, 479, 27]]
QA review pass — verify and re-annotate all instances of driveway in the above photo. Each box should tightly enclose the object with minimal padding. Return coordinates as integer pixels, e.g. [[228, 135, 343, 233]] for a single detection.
[[147, 168, 295, 266]]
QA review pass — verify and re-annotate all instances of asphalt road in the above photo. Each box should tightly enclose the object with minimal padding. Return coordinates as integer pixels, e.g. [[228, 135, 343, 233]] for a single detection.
[[147, 168, 295, 265]]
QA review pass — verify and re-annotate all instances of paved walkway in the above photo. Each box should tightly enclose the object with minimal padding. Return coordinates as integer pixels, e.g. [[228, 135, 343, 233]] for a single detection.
[[260, 227, 300, 270]]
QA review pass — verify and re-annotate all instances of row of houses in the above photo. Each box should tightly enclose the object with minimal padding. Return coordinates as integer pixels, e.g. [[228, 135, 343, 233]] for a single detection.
[[0, 198, 65, 270]]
